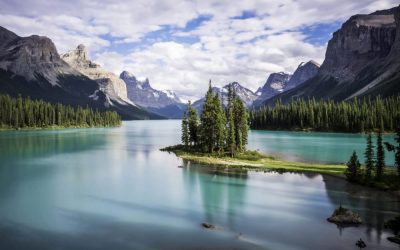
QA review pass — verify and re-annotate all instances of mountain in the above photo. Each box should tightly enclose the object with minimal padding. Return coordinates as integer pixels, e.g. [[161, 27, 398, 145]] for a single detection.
[[253, 72, 291, 106], [193, 82, 257, 113], [120, 70, 186, 118], [285, 60, 320, 90], [0, 26, 161, 120], [263, 5, 400, 106], [62, 45, 132, 106]]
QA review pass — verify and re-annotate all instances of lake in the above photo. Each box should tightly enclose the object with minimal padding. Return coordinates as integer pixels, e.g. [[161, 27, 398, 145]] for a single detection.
[[0, 120, 398, 250]]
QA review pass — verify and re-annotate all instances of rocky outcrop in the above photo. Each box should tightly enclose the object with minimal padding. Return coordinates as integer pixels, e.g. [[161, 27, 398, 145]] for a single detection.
[[62, 45, 132, 105], [262, 5, 400, 106], [327, 206, 362, 225], [320, 9, 397, 83], [0, 27, 79, 86], [286, 61, 319, 90]]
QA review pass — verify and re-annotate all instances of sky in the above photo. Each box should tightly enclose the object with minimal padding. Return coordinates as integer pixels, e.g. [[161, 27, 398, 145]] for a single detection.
[[0, 0, 399, 101]]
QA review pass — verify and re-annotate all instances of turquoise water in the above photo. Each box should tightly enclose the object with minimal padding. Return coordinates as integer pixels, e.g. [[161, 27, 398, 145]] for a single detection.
[[249, 130, 396, 165], [0, 120, 398, 249]]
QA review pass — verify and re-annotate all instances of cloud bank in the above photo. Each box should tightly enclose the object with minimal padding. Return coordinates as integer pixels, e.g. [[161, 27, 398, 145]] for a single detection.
[[0, 0, 398, 101]]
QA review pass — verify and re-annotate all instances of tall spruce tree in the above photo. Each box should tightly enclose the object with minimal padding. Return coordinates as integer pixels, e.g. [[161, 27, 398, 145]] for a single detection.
[[200, 81, 216, 153], [376, 128, 385, 181], [232, 91, 249, 151], [181, 110, 189, 146], [187, 101, 199, 146], [364, 133, 374, 181], [226, 84, 236, 157], [213, 93, 226, 153], [345, 151, 361, 182]]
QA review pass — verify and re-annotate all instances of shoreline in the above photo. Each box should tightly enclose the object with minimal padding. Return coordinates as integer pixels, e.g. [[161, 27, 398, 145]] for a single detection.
[[0, 124, 121, 131], [161, 145, 347, 177], [161, 145, 400, 194]]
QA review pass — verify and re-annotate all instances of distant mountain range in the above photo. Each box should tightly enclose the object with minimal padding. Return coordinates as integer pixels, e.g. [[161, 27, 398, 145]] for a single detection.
[[263, 5, 400, 106], [119, 71, 186, 118], [0, 5, 398, 119]]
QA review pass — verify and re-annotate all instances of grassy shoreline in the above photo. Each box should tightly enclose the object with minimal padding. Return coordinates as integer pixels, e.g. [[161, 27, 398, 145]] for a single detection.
[[161, 145, 400, 192], [161, 145, 347, 177]]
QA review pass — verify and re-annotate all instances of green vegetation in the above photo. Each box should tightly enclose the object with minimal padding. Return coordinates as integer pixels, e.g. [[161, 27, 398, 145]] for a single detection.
[[182, 81, 249, 155], [344, 127, 400, 190], [0, 94, 121, 129], [345, 151, 361, 182], [250, 96, 400, 133]]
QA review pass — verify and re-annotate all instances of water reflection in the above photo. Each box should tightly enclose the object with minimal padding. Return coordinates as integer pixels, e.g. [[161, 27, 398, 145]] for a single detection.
[[180, 160, 248, 231]]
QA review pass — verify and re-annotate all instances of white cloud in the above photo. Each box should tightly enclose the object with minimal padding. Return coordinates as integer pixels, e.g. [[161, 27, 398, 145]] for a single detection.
[[0, 0, 399, 101]]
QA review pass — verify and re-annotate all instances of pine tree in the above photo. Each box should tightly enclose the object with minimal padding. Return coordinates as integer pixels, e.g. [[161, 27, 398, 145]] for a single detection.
[[213, 93, 226, 153], [345, 151, 361, 182], [226, 84, 236, 157], [200, 81, 216, 153], [181, 110, 189, 146], [232, 92, 249, 151], [376, 129, 385, 181], [364, 133, 374, 181], [187, 101, 199, 146]]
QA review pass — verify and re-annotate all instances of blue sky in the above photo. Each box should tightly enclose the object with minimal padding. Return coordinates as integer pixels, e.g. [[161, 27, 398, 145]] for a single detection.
[[0, 0, 398, 100]]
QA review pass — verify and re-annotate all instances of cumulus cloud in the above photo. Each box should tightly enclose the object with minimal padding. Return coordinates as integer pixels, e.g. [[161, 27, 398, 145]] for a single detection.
[[0, 0, 398, 101]]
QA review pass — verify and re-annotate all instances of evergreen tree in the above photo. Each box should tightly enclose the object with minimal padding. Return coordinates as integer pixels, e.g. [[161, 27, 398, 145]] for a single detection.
[[233, 92, 249, 151], [0, 94, 121, 129], [364, 133, 374, 181], [200, 81, 216, 153], [226, 84, 236, 157], [345, 151, 361, 182], [249, 96, 400, 133], [213, 93, 226, 153], [187, 101, 199, 146], [181, 110, 189, 146], [376, 129, 385, 180]]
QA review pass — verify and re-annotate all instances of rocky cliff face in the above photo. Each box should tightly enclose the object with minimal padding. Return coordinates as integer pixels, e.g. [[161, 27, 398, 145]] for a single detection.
[[320, 9, 397, 82], [286, 60, 319, 90], [62, 45, 131, 105], [0, 27, 79, 86], [263, 5, 400, 105], [120, 70, 181, 108], [253, 72, 291, 106]]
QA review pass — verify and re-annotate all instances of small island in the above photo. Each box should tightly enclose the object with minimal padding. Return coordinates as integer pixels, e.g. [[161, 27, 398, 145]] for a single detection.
[[161, 82, 346, 176], [162, 82, 400, 193]]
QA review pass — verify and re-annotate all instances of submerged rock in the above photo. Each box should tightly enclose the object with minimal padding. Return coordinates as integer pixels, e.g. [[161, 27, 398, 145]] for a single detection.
[[201, 222, 215, 229], [327, 205, 362, 224]]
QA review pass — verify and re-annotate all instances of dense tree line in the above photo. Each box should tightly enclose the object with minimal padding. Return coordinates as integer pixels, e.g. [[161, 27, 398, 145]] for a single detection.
[[181, 82, 249, 156], [0, 94, 121, 129], [250, 97, 400, 132]]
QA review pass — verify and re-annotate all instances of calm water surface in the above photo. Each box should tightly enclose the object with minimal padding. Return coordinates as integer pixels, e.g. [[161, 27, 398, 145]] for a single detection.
[[0, 120, 398, 250]]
